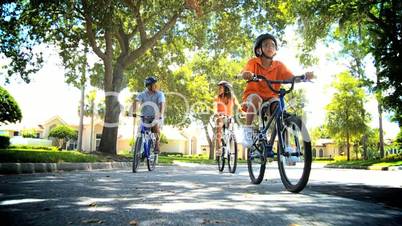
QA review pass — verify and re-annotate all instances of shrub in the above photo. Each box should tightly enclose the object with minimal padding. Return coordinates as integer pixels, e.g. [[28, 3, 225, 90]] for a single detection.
[[48, 125, 78, 149], [334, 155, 347, 162], [383, 153, 402, 162], [21, 129, 37, 138], [313, 157, 334, 161], [159, 152, 183, 157], [9, 145, 57, 151], [0, 135, 10, 149], [0, 86, 22, 124]]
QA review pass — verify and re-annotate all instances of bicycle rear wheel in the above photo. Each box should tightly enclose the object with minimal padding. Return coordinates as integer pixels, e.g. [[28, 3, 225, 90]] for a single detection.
[[147, 139, 157, 171], [217, 145, 225, 172], [228, 135, 238, 174], [247, 138, 266, 184], [278, 115, 312, 193], [132, 137, 142, 173]]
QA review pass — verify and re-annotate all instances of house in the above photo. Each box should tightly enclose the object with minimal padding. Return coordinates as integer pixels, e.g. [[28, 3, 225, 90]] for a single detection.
[[313, 138, 343, 158], [0, 115, 212, 155]]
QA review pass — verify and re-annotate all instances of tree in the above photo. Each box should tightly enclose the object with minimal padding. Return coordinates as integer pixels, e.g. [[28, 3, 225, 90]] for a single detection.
[[325, 72, 370, 161], [82, 90, 98, 152], [291, 0, 402, 125], [48, 125, 78, 150], [395, 128, 402, 150], [0, 86, 22, 124], [1, 1, 297, 155], [285, 89, 307, 118], [21, 129, 37, 138]]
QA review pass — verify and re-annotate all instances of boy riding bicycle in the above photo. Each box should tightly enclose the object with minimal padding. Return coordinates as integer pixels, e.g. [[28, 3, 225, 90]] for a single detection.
[[240, 33, 314, 148], [133, 76, 165, 154]]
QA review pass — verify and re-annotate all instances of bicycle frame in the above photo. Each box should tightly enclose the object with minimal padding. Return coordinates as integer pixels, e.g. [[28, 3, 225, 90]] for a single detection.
[[246, 74, 312, 192], [222, 116, 235, 156], [138, 122, 155, 160], [251, 75, 305, 159]]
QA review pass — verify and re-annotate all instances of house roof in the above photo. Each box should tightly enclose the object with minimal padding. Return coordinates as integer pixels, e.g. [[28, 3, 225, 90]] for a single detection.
[[315, 138, 335, 146], [0, 122, 43, 131], [40, 115, 68, 126]]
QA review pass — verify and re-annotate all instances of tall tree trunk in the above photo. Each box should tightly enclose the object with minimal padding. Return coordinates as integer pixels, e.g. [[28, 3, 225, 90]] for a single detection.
[[203, 123, 214, 160], [98, 57, 125, 154], [355, 143, 358, 159], [89, 100, 94, 152], [378, 103, 385, 158], [377, 71, 385, 158], [362, 134, 368, 160], [346, 131, 350, 161], [77, 84, 85, 151]]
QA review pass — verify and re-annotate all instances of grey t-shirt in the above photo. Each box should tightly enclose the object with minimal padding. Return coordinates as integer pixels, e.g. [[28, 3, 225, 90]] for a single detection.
[[136, 90, 165, 117]]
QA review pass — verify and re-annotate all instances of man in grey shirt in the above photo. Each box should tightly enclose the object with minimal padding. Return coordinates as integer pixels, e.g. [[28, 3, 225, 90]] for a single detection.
[[133, 76, 165, 153]]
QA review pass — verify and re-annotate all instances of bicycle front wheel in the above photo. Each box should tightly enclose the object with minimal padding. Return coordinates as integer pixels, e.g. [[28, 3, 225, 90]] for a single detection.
[[228, 135, 238, 174], [278, 115, 312, 193], [147, 140, 157, 171], [132, 137, 143, 173], [247, 139, 266, 184]]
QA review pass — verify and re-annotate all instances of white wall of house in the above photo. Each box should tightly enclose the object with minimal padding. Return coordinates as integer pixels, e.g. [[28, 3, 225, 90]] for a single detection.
[[161, 140, 187, 154], [10, 136, 52, 146]]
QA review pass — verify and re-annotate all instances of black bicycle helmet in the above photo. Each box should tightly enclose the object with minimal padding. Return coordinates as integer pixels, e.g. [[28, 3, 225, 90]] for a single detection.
[[144, 76, 157, 87], [254, 33, 278, 57]]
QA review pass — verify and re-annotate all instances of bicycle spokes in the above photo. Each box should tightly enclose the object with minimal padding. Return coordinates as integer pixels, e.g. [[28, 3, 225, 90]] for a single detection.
[[278, 116, 312, 193]]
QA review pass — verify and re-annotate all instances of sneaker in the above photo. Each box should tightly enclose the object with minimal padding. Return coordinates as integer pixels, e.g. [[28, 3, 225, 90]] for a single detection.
[[242, 126, 254, 148]]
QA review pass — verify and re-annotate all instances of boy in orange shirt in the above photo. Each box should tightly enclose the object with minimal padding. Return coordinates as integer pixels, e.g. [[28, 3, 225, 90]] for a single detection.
[[241, 33, 314, 148]]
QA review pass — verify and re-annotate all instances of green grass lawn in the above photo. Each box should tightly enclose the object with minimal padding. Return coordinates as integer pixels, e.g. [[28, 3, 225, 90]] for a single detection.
[[327, 158, 402, 168], [119, 150, 217, 164], [0, 148, 107, 163], [3, 147, 400, 168]]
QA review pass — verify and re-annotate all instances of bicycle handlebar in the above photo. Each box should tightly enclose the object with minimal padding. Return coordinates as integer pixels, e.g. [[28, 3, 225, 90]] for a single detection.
[[247, 74, 308, 94]]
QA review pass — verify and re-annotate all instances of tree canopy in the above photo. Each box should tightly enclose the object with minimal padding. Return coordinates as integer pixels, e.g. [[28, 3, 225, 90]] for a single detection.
[[1, 0, 296, 154], [0, 86, 22, 124], [291, 0, 402, 125], [325, 71, 370, 160]]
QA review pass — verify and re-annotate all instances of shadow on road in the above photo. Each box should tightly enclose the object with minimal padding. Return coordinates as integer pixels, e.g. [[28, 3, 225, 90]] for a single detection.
[[1, 165, 401, 226], [309, 184, 402, 210]]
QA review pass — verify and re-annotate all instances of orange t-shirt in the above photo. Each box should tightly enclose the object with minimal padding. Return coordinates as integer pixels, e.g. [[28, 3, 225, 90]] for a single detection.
[[215, 96, 234, 116], [242, 57, 293, 102]]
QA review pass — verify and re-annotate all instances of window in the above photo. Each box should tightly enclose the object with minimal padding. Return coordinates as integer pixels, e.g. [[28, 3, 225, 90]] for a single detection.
[[96, 134, 102, 151], [13, 131, 19, 136]]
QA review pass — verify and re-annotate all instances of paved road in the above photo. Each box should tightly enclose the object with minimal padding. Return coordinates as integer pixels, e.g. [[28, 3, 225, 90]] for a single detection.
[[1, 163, 401, 226]]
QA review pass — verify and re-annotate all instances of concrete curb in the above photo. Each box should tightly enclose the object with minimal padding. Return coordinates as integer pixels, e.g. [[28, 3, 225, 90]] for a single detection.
[[324, 164, 401, 171], [0, 162, 132, 174]]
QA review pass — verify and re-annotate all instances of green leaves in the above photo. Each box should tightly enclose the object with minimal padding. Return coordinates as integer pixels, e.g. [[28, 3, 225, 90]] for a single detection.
[[292, 0, 402, 124], [0, 86, 22, 124], [48, 125, 77, 140], [325, 71, 369, 141]]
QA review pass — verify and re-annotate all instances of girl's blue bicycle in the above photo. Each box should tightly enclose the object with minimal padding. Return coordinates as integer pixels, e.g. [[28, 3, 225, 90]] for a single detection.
[[132, 116, 158, 173], [247, 75, 312, 193]]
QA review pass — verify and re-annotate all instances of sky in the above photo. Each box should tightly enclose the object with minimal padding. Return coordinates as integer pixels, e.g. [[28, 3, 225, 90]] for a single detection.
[[1, 29, 400, 139]]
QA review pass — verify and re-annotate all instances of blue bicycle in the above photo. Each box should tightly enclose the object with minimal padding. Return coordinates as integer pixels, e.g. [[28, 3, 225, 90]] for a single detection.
[[132, 116, 158, 173], [247, 75, 312, 193]]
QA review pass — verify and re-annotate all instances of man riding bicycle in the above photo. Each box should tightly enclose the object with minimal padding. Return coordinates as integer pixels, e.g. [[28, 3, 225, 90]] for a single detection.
[[240, 33, 314, 148], [133, 76, 165, 154]]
